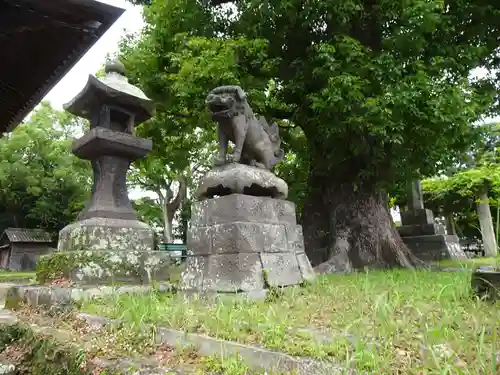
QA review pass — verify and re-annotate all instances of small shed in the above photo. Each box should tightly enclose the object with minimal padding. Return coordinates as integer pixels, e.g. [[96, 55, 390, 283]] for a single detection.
[[0, 228, 55, 271]]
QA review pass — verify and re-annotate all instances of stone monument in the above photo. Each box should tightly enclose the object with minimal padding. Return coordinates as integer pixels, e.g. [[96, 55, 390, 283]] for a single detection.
[[398, 180, 467, 261], [180, 85, 314, 297], [42, 60, 170, 285]]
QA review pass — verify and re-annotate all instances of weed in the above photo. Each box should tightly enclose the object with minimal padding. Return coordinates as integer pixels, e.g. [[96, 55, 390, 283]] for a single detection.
[[81, 269, 500, 374]]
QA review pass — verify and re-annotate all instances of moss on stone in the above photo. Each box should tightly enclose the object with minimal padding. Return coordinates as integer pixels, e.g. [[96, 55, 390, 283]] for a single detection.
[[36, 252, 78, 284], [36, 250, 170, 285]]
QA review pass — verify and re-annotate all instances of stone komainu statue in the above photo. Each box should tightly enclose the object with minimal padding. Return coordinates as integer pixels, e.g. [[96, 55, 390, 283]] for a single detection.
[[206, 85, 284, 170]]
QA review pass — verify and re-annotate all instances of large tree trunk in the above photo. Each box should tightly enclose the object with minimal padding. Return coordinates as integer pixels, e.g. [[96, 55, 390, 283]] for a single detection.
[[302, 168, 423, 274], [476, 188, 498, 257]]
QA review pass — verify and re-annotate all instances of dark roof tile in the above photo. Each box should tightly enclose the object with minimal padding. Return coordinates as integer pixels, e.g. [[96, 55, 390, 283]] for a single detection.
[[1, 0, 125, 132], [3, 228, 53, 243]]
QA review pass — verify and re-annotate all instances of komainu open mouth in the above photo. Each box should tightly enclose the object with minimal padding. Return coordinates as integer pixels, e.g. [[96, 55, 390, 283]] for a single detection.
[[209, 103, 230, 113]]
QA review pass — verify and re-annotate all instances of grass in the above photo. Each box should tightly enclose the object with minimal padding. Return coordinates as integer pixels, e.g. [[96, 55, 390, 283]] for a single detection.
[[435, 256, 499, 269], [9, 306, 279, 375], [81, 269, 499, 374], [0, 271, 35, 282]]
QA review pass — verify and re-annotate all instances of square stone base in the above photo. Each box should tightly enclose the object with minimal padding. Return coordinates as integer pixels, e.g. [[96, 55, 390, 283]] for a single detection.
[[36, 249, 171, 285], [180, 194, 315, 294], [58, 217, 154, 252], [402, 234, 467, 261]]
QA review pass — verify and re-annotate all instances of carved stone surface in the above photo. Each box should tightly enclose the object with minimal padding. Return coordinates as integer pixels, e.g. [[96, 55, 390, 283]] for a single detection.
[[206, 85, 284, 170], [73, 127, 152, 161], [406, 179, 425, 211], [64, 60, 154, 126], [197, 163, 288, 200], [191, 192, 297, 226], [180, 194, 314, 294], [398, 223, 445, 237], [57, 60, 155, 255], [402, 234, 467, 261], [58, 218, 154, 252], [400, 208, 434, 227], [56, 249, 170, 285]]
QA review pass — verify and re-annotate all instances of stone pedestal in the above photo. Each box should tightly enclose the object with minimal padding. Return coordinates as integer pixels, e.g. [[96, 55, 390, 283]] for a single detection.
[[36, 249, 170, 285], [398, 208, 466, 261], [180, 194, 314, 296], [58, 218, 154, 252]]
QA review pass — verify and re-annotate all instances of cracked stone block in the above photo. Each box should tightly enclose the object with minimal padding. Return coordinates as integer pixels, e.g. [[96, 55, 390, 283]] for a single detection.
[[191, 194, 297, 226], [187, 226, 212, 255], [211, 222, 288, 254], [183, 195, 315, 294], [202, 253, 265, 292], [261, 253, 302, 286], [296, 253, 315, 281], [286, 225, 305, 253], [180, 256, 208, 290]]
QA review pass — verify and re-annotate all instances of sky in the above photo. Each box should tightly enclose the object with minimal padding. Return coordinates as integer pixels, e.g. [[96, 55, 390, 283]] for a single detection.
[[44, 0, 144, 109]]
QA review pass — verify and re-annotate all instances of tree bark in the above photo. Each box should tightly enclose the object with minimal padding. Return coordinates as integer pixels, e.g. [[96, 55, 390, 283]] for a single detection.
[[162, 176, 188, 243], [302, 167, 423, 274], [476, 189, 498, 257]]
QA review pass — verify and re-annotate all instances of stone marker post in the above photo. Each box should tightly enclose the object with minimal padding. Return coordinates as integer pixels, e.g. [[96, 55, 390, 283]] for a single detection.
[[180, 86, 314, 298], [406, 179, 424, 211], [40, 61, 170, 285], [398, 179, 466, 261]]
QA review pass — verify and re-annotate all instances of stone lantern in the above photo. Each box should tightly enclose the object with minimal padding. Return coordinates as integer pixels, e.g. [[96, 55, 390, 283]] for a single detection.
[[51, 60, 170, 285]]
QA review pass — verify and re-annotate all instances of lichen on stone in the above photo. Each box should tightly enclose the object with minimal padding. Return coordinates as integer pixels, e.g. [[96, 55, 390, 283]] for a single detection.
[[36, 250, 171, 285]]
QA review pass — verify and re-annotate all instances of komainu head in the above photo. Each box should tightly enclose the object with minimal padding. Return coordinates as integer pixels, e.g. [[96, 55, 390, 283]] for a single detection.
[[205, 85, 250, 119]]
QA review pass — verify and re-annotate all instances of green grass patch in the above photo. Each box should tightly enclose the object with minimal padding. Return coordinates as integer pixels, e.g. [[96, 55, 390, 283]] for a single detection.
[[435, 256, 499, 269], [0, 271, 36, 282], [6, 308, 281, 375], [81, 269, 499, 374]]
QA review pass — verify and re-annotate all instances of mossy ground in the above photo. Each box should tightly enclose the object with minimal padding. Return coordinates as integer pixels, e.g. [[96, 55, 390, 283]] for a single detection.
[[81, 268, 499, 374], [0, 271, 35, 283], [0, 306, 285, 375]]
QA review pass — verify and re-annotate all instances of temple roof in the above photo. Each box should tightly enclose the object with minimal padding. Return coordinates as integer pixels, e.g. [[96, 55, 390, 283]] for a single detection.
[[0, 0, 125, 133], [1, 228, 53, 244]]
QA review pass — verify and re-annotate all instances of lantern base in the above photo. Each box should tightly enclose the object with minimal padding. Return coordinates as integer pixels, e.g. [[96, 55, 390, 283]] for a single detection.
[[58, 217, 154, 253]]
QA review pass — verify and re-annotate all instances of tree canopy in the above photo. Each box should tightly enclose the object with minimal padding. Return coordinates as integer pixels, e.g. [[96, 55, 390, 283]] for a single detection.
[[0, 102, 91, 235], [389, 122, 500, 245], [120, 0, 500, 270]]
